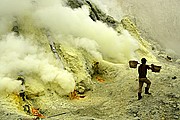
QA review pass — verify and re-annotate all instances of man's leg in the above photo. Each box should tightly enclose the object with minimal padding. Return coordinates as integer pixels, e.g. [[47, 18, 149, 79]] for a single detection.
[[138, 80, 144, 100], [138, 81, 144, 93], [144, 78, 151, 94]]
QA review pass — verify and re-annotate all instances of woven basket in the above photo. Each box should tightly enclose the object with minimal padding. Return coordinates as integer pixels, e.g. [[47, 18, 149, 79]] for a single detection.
[[129, 61, 139, 68], [151, 65, 161, 72]]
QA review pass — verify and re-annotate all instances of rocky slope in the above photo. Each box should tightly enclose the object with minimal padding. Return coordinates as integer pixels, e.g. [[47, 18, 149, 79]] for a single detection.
[[0, 0, 179, 120]]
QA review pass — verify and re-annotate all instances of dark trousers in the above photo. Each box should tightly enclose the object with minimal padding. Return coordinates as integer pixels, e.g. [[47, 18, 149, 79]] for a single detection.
[[138, 78, 151, 93]]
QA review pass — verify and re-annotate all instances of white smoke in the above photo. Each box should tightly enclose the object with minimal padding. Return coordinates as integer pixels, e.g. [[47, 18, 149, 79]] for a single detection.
[[0, 0, 139, 94], [0, 0, 139, 62], [0, 77, 21, 93], [33, 3, 139, 62], [0, 34, 75, 94], [72, 37, 103, 59]]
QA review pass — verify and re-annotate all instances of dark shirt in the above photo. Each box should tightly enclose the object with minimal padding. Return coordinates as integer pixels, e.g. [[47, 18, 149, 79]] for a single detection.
[[138, 64, 150, 78]]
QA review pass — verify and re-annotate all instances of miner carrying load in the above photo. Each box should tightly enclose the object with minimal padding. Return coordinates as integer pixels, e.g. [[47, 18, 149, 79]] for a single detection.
[[137, 58, 153, 100], [129, 58, 161, 100]]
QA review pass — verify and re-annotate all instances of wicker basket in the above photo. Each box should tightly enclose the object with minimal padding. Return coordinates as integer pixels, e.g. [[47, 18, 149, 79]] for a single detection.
[[129, 60, 139, 68], [151, 64, 161, 72]]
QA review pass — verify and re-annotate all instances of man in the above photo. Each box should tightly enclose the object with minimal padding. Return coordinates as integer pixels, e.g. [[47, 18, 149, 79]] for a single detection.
[[17, 76, 26, 101], [138, 58, 152, 100], [93, 62, 99, 75], [11, 26, 19, 36]]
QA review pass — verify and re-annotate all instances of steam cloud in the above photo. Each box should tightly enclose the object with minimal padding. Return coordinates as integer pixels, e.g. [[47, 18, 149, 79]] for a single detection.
[[33, 3, 139, 62], [0, 0, 139, 93], [0, 34, 75, 94]]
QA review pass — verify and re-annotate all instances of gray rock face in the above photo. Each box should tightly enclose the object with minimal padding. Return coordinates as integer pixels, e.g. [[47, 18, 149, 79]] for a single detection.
[[118, 0, 180, 56], [67, 0, 119, 29], [66, 0, 84, 9]]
